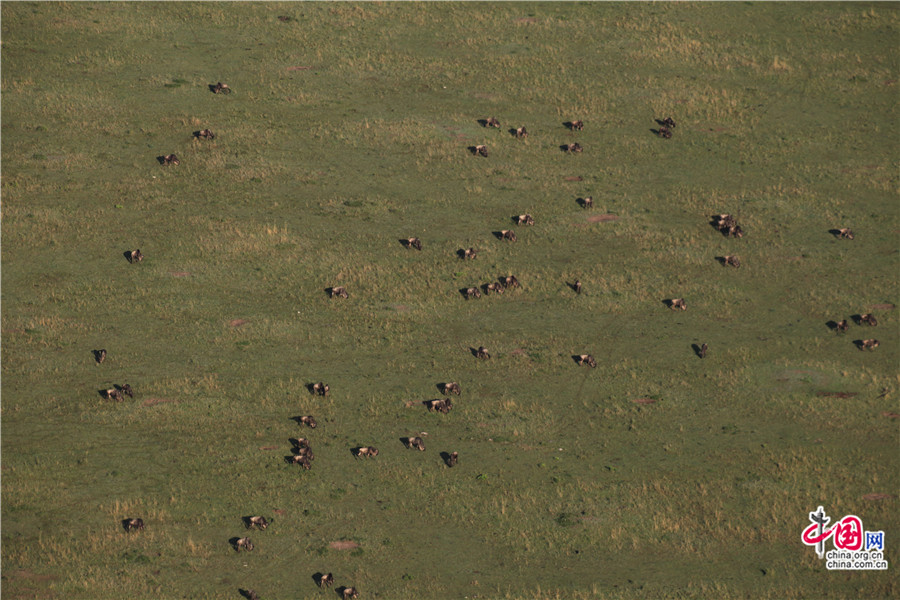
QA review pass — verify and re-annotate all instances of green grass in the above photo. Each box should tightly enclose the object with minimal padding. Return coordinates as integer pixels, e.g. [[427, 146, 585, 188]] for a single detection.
[[2, 2, 898, 599]]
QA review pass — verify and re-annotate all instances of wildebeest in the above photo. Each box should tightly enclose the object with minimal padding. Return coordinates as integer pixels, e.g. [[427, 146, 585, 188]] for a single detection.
[[342, 587, 359, 600], [445, 452, 459, 467], [404, 436, 426, 451], [128, 249, 144, 263], [241, 590, 259, 600], [355, 446, 379, 458], [515, 214, 535, 226], [723, 255, 741, 268], [312, 382, 330, 396], [246, 516, 269, 530], [193, 129, 215, 140], [286, 455, 312, 469], [568, 120, 584, 131], [501, 275, 519, 289], [298, 415, 317, 429], [403, 237, 422, 251], [474, 145, 489, 157], [103, 388, 124, 402], [289, 437, 310, 450], [93, 349, 107, 364], [424, 398, 452, 413], [659, 117, 676, 129], [514, 126, 528, 138], [328, 286, 348, 299], [860, 339, 880, 351], [464, 287, 482, 300], [836, 319, 849, 333], [575, 354, 596, 368], [837, 228, 854, 240], [657, 126, 673, 139], [235, 537, 254, 551], [160, 154, 180, 166], [499, 230, 517, 242], [476, 346, 490, 360], [667, 298, 687, 311], [123, 518, 144, 532], [581, 196, 593, 209], [860, 313, 878, 326], [318, 573, 334, 588], [573, 280, 582, 294], [212, 82, 231, 94], [711, 214, 743, 238], [439, 382, 461, 396], [484, 117, 500, 128], [483, 282, 504, 295], [120, 383, 134, 398], [564, 143, 583, 153], [699, 343, 708, 359], [460, 247, 478, 260]]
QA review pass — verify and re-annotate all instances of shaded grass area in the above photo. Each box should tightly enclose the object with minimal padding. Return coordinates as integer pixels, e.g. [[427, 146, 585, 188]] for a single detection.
[[2, 2, 898, 599]]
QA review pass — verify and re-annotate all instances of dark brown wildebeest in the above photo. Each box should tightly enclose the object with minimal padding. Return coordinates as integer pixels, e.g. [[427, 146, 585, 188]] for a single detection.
[[667, 298, 687, 311], [424, 398, 452, 413], [404, 436, 426, 451], [575, 354, 597, 368], [499, 230, 517, 242], [341, 587, 359, 600], [235, 537, 254, 551], [567, 120, 584, 131], [484, 117, 500, 128], [723, 255, 741, 268], [657, 126, 673, 139], [699, 343, 708, 359], [484, 282, 504, 295], [160, 154, 180, 166], [403, 237, 423, 251], [502, 275, 519, 289], [515, 214, 535, 226], [439, 382, 461, 396], [860, 313, 878, 326], [474, 144, 489, 157], [289, 437, 310, 450], [860, 339, 880, 351], [318, 573, 335, 588], [246, 516, 269, 530], [355, 446, 379, 458], [837, 228, 854, 240], [659, 117, 676, 129], [103, 388, 124, 402], [240, 589, 259, 600], [193, 129, 216, 140], [514, 126, 528, 139], [312, 382, 330, 396], [445, 451, 459, 467], [93, 349, 107, 364], [123, 518, 144, 532], [128, 249, 144, 263], [464, 287, 482, 300], [573, 280, 582, 294], [836, 319, 849, 333], [286, 455, 312, 469], [328, 286, 348, 299], [564, 143, 583, 153], [581, 196, 593, 209], [460, 247, 478, 260], [298, 415, 317, 429], [476, 346, 490, 360], [711, 214, 743, 238], [212, 82, 232, 94], [120, 383, 134, 398]]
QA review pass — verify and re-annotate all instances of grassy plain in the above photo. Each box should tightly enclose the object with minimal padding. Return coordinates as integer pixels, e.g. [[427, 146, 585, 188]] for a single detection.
[[2, 2, 898, 599]]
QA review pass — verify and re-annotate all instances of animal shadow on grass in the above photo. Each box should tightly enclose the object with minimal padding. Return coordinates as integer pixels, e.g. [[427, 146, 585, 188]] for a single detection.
[[576, 197, 592, 209], [241, 516, 263, 530], [850, 314, 865, 325], [469, 347, 482, 358], [571, 355, 586, 366], [120, 519, 135, 532], [507, 128, 519, 138], [661, 299, 679, 309], [566, 281, 582, 293], [312, 572, 335, 588], [459, 287, 474, 300], [491, 231, 506, 240], [714, 256, 731, 266], [691, 344, 707, 359], [828, 229, 847, 238], [93, 349, 106, 364], [305, 383, 317, 394], [476, 119, 491, 127], [853, 339, 866, 350], [826, 320, 842, 332], [228, 537, 248, 551], [467, 146, 482, 156], [439, 451, 458, 467], [123, 251, 136, 263]]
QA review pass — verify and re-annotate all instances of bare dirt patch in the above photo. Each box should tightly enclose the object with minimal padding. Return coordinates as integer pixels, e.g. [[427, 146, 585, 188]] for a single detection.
[[510, 348, 526, 356], [389, 304, 409, 312], [229, 319, 249, 327], [405, 400, 420, 408], [329, 540, 360, 550], [632, 398, 657, 405], [287, 66, 313, 71], [870, 303, 895, 311], [142, 397, 176, 407], [514, 17, 538, 23], [862, 493, 896, 501], [881, 411, 900, 419], [7, 570, 57, 582], [259, 446, 278, 451], [273, 508, 286, 516], [170, 271, 191, 277], [563, 175, 583, 182], [815, 391, 858, 399], [587, 214, 618, 223]]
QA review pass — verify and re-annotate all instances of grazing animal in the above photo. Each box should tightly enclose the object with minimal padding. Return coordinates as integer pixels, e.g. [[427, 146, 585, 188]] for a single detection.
[[286, 455, 312, 469], [439, 382, 461, 396], [860, 339, 880, 351], [484, 282, 504, 295], [121, 383, 134, 398], [699, 343, 708, 359], [836, 319, 849, 333], [446, 452, 459, 467], [565, 143, 583, 153], [837, 228, 854, 240], [465, 287, 482, 300], [582, 196, 593, 209], [576, 354, 597, 368], [573, 280, 582, 294], [124, 518, 144, 532], [516, 214, 535, 226], [312, 382, 330, 396], [404, 237, 422, 251], [298, 415, 318, 429], [515, 126, 528, 138], [860, 313, 878, 326], [104, 388, 124, 402], [94, 349, 107, 364], [194, 129, 215, 139], [160, 154, 180, 166], [723, 255, 741, 268], [712, 214, 743, 238], [247, 516, 269, 530], [290, 437, 310, 449], [570, 120, 584, 131], [329, 286, 348, 299], [499, 230, 517, 242], [405, 436, 426, 451], [342, 587, 359, 600], [356, 446, 379, 458], [668, 298, 687, 311], [657, 126, 673, 139], [128, 249, 144, 263], [243, 590, 259, 600], [502, 275, 519, 289], [474, 144, 489, 157], [235, 537, 254, 551], [476, 346, 490, 360], [425, 398, 452, 413], [484, 117, 500, 128], [660, 117, 676, 129], [319, 573, 335, 588], [461, 247, 478, 260], [213, 82, 231, 94]]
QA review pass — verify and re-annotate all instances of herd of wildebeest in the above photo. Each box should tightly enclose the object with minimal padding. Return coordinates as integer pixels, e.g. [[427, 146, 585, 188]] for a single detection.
[[102, 82, 882, 599]]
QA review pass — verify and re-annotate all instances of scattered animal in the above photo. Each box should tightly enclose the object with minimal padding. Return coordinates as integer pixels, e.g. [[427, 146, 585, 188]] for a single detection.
[[241, 590, 259, 600], [711, 214, 743, 238], [342, 587, 359, 600], [193, 129, 215, 139], [160, 154, 180, 166], [121, 383, 134, 398], [499, 230, 517, 242], [723, 255, 741, 268], [318, 573, 334, 588], [445, 452, 459, 467], [476, 346, 490, 360], [837, 228, 854, 240], [465, 287, 482, 300], [699, 343, 708, 359], [403, 237, 422, 251], [514, 126, 528, 138], [573, 280, 582, 294], [290, 438, 311, 452], [575, 354, 597, 368], [212, 82, 231, 94], [836, 319, 849, 333], [581, 196, 593, 209], [297, 415, 317, 429], [355, 446, 379, 458], [564, 143, 583, 153], [123, 518, 144, 532], [483, 282, 504, 295], [659, 117, 676, 129], [860, 339, 880, 351], [439, 382, 461, 396], [286, 455, 312, 469], [474, 145, 489, 157], [103, 388, 124, 402], [501, 275, 519, 289], [312, 382, 330, 396], [515, 214, 535, 226], [657, 126, 673, 139], [860, 314, 878, 326], [568, 120, 584, 131], [246, 516, 269, 530], [93, 349, 107, 364], [460, 247, 478, 260], [484, 117, 500, 128], [404, 436, 426, 451], [235, 537, 254, 551], [128, 249, 144, 263], [328, 286, 348, 299], [667, 298, 687, 311], [424, 398, 453, 413]]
